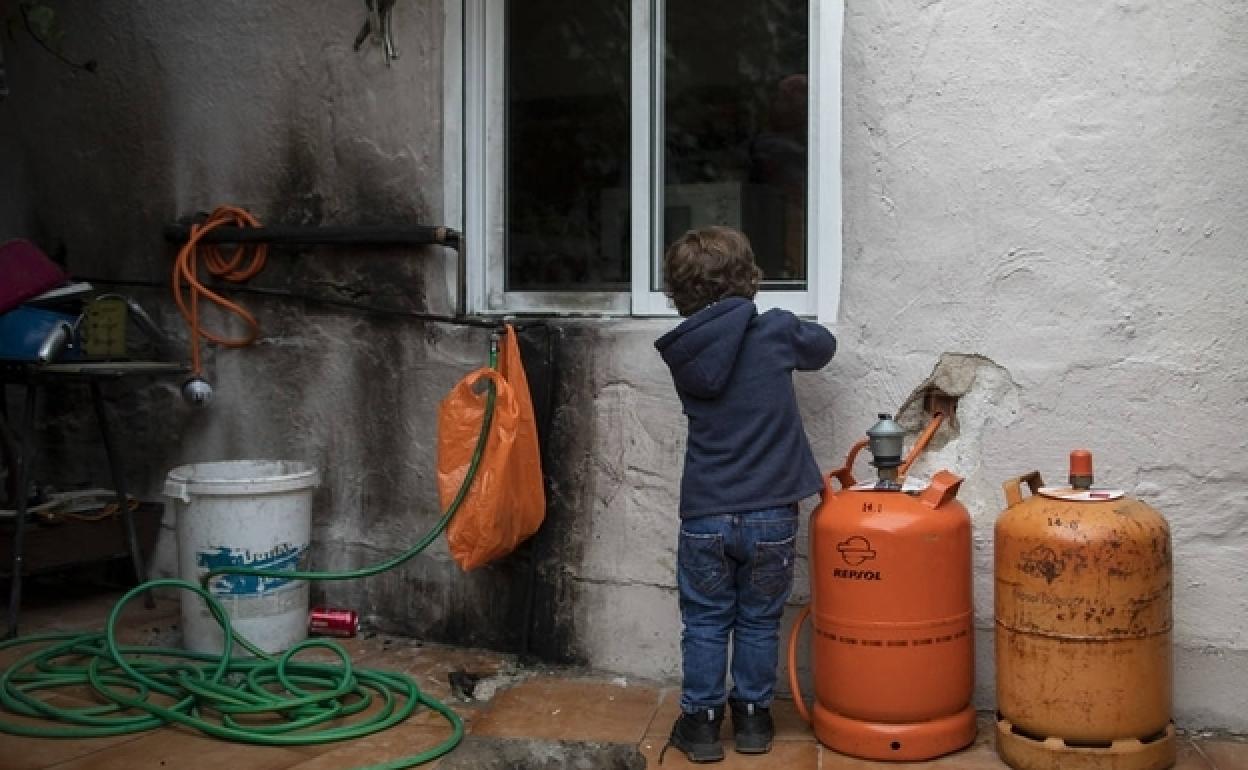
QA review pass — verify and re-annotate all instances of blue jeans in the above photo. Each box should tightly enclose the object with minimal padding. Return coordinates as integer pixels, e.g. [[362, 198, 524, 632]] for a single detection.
[[677, 505, 798, 712]]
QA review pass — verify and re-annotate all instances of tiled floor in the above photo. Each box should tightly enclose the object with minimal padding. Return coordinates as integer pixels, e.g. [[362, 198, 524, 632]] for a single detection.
[[1, 587, 1244, 769]]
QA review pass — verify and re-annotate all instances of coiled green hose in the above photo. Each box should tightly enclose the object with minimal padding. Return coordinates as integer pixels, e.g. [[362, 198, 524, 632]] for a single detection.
[[0, 354, 499, 770]]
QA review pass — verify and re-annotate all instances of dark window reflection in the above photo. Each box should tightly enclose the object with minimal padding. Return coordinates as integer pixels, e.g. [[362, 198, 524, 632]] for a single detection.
[[506, 1, 631, 291], [664, 1, 808, 289]]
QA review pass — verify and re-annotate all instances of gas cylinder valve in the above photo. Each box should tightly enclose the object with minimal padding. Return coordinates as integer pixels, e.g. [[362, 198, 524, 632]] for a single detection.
[[1068, 449, 1094, 490], [866, 413, 906, 487]]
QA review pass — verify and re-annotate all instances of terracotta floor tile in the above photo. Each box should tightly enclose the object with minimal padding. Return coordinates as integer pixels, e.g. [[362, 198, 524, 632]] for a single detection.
[[32, 726, 307, 770], [640, 733, 819, 768], [1175, 739, 1211, 770], [819, 742, 1008, 768], [15, 591, 179, 638], [771, 699, 817, 741], [0, 731, 146, 770], [469, 674, 662, 744], [643, 689, 678, 739], [1200, 739, 1248, 769], [11, 591, 116, 633], [0, 693, 149, 770], [1176, 736, 1248, 769], [278, 720, 459, 770]]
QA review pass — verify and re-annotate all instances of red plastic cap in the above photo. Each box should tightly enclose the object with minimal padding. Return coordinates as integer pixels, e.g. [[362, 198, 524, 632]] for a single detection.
[[1069, 450, 1094, 478]]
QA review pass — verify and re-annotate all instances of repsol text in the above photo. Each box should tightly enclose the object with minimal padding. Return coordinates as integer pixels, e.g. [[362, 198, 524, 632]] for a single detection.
[[833, 568, 882, 581]]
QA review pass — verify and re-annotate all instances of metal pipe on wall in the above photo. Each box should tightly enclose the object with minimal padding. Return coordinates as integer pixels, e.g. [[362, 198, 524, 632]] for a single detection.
[[162, 224, 460, 247]]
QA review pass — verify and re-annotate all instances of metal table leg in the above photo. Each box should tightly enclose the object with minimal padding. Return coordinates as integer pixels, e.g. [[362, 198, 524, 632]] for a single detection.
[[89, 382, 154, 608], [0, 389, 19, 508], [5, 384, 37, 639]]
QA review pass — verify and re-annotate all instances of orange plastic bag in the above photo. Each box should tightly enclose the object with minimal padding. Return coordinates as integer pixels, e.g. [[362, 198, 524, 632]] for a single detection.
[[437, 324, 546, 570]]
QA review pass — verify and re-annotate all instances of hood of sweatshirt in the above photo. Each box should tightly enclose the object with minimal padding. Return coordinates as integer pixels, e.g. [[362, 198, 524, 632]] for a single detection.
[[654, 297, 756, 399]]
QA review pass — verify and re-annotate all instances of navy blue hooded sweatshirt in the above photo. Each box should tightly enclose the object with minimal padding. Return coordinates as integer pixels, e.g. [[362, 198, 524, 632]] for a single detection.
[[655, 297, 836, 518]]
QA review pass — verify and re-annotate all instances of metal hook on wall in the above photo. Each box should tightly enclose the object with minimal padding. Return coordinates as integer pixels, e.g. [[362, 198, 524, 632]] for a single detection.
[[352, 0, 399, 66]]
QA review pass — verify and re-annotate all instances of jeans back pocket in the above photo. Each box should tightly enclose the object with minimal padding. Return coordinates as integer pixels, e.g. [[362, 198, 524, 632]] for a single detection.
[[751, 533, 797, 598], [678, 530, 729, 595]]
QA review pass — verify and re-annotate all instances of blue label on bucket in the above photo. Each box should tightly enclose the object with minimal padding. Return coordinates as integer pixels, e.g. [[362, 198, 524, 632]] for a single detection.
[[197, 543, 305, 596]]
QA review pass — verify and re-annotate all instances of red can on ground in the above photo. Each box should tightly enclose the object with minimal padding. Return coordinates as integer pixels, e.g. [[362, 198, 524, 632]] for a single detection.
[[308, 607, 360, 638]]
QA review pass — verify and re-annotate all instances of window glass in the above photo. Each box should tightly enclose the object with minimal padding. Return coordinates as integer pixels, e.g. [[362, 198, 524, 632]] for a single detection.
[[662, 0, 809, 290], [505, 1, 631, 291]]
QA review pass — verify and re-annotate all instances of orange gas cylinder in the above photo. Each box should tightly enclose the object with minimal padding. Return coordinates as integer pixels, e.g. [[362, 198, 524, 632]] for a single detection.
[[788, 414, 976, 761], [995, 450, 1175, 770]]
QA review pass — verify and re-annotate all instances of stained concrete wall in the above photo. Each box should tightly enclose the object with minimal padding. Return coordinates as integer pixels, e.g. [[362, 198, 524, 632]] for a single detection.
[[2, 0, 1245, 733], [0, 43, 29, 239]]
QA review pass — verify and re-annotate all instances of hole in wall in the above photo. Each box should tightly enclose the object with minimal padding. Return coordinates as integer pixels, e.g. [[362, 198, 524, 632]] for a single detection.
[[923, 387, 958, 420], [893, 352, 1014, 448], [896, 384, 960, 451], [885, 353, 1021, 482]]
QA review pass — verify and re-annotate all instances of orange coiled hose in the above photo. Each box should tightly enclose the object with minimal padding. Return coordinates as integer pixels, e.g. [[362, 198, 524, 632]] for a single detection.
[[171, 206, 266, 376]]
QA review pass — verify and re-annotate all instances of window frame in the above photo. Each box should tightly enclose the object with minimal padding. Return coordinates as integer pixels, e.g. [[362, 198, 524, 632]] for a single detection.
[[448, 0, 842, 321]]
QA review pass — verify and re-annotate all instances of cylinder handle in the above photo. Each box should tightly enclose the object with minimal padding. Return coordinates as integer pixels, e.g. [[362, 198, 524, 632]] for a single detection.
[[1002, 471, 1044, 508], [828, 438, 868, 490], [919, 469, 963, 509]]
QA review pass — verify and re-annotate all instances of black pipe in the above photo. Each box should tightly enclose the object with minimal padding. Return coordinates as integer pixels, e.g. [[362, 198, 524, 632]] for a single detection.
[[162, 223, 460, 248], [75, 277, 550, 332]]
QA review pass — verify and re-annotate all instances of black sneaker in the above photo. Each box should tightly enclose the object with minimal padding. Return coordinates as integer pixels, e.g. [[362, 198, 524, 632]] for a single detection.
[[729, 699, 774, 754], [660, 705, 725, 763]]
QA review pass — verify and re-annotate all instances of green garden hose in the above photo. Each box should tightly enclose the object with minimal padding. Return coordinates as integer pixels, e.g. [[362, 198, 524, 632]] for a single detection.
[[202, 344, 498, 587], [0, 348, 500, 770]]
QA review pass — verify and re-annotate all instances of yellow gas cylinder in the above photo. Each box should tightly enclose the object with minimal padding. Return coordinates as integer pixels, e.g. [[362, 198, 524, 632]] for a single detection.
[[994, 450, 1175, 770]]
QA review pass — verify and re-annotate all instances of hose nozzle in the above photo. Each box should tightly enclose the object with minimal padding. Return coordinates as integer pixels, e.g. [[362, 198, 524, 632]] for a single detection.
[[182, 377, 214, 407]]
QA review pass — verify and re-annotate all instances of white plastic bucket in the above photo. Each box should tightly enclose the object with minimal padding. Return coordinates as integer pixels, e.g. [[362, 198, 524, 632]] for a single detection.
[[164, 460, 320, 655]]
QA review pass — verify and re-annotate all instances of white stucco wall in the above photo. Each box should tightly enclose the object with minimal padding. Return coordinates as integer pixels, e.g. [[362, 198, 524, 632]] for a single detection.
[[3, 0, 1244, 734], [845, 0, 1248, 730], [569, 0, 1248, 732]]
